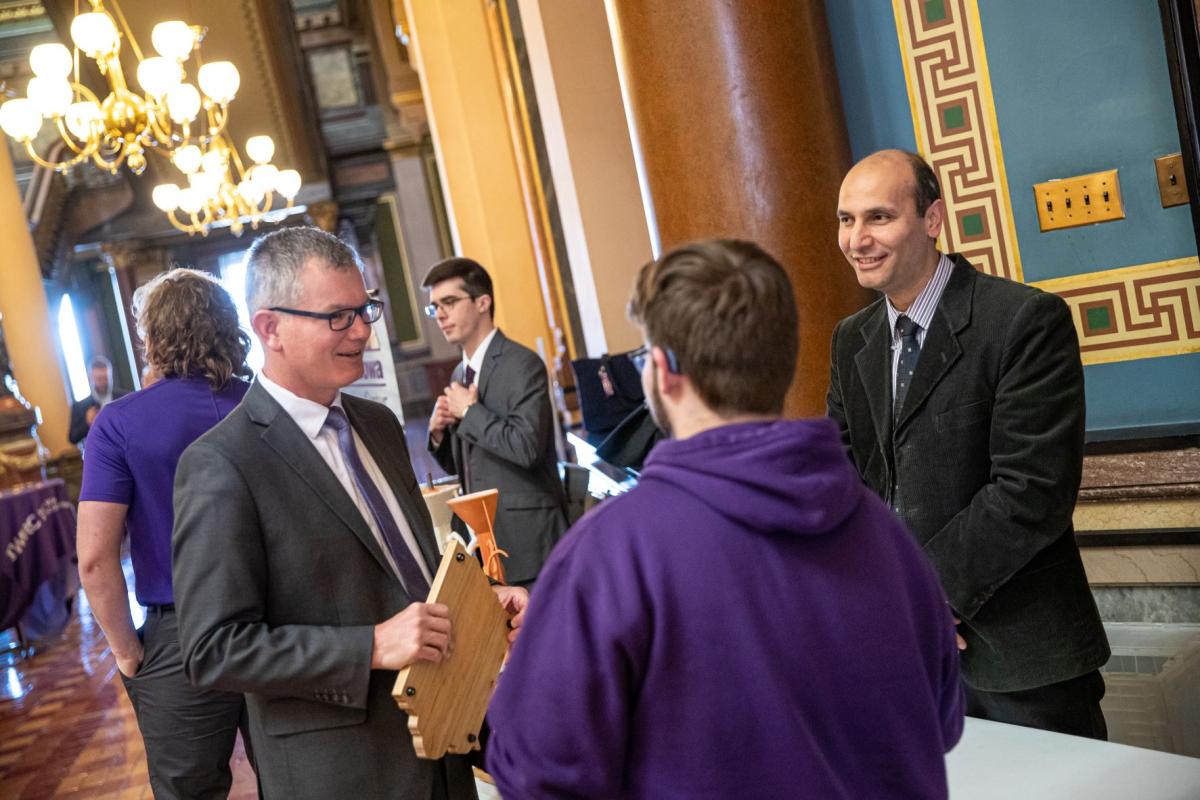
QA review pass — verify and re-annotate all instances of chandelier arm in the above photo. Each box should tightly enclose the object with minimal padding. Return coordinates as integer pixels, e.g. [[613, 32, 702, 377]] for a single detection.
[[52, 118, 90, 156], [24, 140, 91, 171], [145, 107, 175, 150], [106, 0, 145, 63], [206, 104, 228, 140], [90, 144, 125, 172], [228, 140, 248, 180], [166, 210, 199, 235]]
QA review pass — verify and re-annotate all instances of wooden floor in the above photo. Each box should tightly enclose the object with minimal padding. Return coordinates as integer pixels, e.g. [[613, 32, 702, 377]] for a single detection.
[[0, 593, 257, 800]]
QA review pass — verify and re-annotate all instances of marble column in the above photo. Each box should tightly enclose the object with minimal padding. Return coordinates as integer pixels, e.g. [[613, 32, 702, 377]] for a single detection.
[[0, 144, 71, 454], [605, 0, 871, 415]]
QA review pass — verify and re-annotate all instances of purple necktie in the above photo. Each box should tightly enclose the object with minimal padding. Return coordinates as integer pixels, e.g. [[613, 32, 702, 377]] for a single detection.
[[463, 365, 476, 387], [323, 406, 430, 598]]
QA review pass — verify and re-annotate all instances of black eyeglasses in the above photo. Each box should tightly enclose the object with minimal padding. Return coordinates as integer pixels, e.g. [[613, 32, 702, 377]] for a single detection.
[[269, 298, 385, 331], [629, 345, 681, 374], [423, 294, 473, 318]]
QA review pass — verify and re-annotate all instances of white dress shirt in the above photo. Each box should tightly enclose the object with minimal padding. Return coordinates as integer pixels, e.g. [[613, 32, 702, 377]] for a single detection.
[[463, 327, 499, 383], [885, 253, 955, 398], [256, 371, 432, 585]]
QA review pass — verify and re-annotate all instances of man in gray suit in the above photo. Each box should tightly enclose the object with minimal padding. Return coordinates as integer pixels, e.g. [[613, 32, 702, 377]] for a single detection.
[[424, 258, 567, 587], [173, 228, 524, 799], [828, 150, 1109, 737]]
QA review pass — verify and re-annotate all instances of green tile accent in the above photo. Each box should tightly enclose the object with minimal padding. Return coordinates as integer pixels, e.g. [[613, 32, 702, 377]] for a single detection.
[[925, 0, 947, 23], [942, 105, 965, 131], [961, 213, 984, 237], [1086, 306, 1113, 332]]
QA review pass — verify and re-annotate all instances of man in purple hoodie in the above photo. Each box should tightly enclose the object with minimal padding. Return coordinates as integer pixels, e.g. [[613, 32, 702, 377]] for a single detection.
[[486, 240, 964, 798]]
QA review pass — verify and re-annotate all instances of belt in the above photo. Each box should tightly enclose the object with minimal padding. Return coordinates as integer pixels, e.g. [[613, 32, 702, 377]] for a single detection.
[[145, 603, 175, 614]]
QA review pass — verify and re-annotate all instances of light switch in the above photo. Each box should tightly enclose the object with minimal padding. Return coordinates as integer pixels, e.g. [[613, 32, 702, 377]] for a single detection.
[[1033, 169, 1124, 232], [1155, 154, 1189, 208]]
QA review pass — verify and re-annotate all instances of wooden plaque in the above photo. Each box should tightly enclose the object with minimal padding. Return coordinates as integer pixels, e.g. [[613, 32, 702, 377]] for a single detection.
[[392, 539, 509, 759]]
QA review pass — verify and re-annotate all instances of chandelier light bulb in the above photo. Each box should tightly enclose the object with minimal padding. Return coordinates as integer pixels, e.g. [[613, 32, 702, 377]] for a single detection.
[[197, 61, 240, 105], [274, 169, 301, 200], [201, 148, 226, 175], [178, 186, 205, 215], [151, 21, 196, 61], [245, 135, 274, 165], [189, 170, 222, 201], [0, 99, 43, 141], [152, 183, 181, 211], [27, 77, 73, 118], [64, 101, 101, 139], [250, 164, 278, 192], [70, 12, 119, 58], [237, 179, 266, 206], [173, 144, 202, 173], [137, 57, 182, 98], [166, 82, 201, 123], [29, 44, 73, 80]]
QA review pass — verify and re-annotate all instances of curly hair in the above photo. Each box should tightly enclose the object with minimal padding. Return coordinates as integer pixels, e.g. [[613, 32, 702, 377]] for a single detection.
[[132, 268, 251, 390]]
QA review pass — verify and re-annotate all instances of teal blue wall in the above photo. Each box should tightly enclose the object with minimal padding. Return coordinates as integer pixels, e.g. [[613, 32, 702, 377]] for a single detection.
[[824, 0, 1200, 437]]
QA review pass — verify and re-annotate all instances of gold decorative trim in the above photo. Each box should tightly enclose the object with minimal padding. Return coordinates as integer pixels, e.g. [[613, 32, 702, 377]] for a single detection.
[[893, 0, 1023, 282], [1032, 257, 1200, 365]]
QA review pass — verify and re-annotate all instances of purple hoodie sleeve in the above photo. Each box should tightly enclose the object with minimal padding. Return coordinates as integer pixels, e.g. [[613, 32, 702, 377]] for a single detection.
[[486, 515, 648, 798], [939, 607, 966, 752]]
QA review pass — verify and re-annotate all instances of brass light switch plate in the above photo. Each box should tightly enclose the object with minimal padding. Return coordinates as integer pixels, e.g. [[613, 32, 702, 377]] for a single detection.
[[1155, 154, 1190, 208], [1033, 169, 1124, 232]]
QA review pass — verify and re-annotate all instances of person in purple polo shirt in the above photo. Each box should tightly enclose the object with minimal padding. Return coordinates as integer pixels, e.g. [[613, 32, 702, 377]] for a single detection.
[[486, 240, 964, 799], [78, 268, 252, 799]]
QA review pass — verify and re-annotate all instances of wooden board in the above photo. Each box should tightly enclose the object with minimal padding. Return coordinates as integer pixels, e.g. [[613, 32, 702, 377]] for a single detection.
[[392, 539, 509, 759]]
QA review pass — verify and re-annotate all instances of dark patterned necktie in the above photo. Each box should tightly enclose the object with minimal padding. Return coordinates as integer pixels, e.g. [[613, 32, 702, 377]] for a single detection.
[[463, 365, 476, 387], [893, 316, 922, 420], [323, 407, 430, 597]]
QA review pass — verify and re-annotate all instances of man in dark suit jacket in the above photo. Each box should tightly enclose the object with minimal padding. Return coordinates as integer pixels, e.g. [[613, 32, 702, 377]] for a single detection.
[[424, 258, 567, 587], [828, 150, 1110, 737], [173, 228, 525, 799], [69, 356, 125, 446]]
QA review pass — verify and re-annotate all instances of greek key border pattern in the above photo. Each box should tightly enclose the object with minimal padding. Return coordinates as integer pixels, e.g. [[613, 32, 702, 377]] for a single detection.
[[893, 0, 1023, 281], [1032, 258, 1200, 366]]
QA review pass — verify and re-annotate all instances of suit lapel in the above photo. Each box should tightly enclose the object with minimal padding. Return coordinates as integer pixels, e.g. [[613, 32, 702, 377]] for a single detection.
[[854, 303, 894, 448], [343, 397, 442, 577], [894, 258, 974, 431], [475, 329, 506, 401], [245, 383, 394, 577]]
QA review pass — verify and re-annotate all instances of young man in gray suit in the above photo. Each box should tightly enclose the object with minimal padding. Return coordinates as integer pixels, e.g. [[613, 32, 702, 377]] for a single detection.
[[172, 227, 526, 799], [424, 258, 567, 588], [827, 150, 1110, 737]]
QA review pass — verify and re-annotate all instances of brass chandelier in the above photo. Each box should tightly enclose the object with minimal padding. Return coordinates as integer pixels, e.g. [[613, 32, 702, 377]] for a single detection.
[[0, 0, 301, 235]]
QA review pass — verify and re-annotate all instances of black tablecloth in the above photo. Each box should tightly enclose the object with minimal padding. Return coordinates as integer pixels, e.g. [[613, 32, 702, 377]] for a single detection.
[[0, 479, 76, 633]]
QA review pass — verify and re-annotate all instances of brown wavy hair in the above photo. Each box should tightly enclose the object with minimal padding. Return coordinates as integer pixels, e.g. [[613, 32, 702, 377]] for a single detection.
[[132, 267, 251, 390]]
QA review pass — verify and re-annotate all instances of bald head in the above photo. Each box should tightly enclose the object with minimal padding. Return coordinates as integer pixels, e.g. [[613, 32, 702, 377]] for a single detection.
[[848, 150, 941, 216]]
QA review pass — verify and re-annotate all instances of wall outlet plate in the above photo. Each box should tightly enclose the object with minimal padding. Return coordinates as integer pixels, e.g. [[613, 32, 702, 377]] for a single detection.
[[1155, 154, 1190, 208], [1033, 169, 1124, 232]]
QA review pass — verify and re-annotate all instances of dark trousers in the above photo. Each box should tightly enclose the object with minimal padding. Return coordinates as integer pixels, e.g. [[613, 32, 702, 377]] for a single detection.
[[120, 607, 249, 799], [965, 669, 1108, 740]]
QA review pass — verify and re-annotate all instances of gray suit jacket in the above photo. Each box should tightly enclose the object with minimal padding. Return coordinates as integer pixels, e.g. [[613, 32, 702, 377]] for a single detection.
[[827, 255, 1109, 692], [172, 382, 476, 800], [430, 330, 567, 585]]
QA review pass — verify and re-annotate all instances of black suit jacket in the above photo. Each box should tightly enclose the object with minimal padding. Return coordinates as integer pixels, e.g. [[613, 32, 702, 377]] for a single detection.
[[430, 330, 567, 585], [69, 391, 126, 445], [828, 254, 1109, 692], [172, 383, 476, 799]]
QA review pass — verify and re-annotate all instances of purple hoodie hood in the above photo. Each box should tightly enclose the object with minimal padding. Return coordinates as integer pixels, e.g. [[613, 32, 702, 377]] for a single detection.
[[637, 417, 863, 537]]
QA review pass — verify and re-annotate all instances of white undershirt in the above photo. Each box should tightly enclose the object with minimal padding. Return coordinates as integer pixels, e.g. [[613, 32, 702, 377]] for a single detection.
[[256, 372, 432, 585]]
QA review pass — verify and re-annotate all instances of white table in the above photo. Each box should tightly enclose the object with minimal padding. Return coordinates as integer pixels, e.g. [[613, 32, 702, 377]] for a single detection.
[[948, 718, 1200, 799]]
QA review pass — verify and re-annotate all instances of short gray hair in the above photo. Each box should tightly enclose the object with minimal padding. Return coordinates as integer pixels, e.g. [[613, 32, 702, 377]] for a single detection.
[[244, 226, 362, 312]]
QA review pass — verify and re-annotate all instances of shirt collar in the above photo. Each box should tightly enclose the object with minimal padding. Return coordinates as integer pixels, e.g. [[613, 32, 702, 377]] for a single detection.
[[256, 370, 345, 441], [463, 327, 500, 376], [885, 252, 954, 339]]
